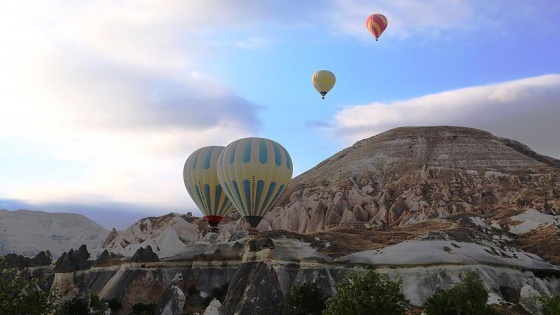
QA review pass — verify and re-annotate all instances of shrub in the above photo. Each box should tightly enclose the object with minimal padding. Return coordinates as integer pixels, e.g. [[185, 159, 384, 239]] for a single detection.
[[0, 261, 55, 315], [424, 272, 498, 315], [538, 293, 560, 315], [132, 302, 158, 315], [106, 297, 123, 313], [323, 268, 409, 315], [282, 282, 327, 315], [58, 297, 89, 315]]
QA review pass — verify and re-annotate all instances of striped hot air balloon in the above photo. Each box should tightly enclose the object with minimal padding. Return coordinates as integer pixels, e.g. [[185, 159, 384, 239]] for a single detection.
[[366, 14, 388, 41], [216, 137, 293, 233], [183, 146, 234, 231]]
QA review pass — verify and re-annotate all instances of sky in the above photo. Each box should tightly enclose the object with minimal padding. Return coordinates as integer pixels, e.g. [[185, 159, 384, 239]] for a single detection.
[[1, 1, 559, 230]]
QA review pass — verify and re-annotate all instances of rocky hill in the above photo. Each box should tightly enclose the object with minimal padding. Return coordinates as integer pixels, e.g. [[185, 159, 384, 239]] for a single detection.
[[0, 209, 109, 258], [266, 126, 560, 233]]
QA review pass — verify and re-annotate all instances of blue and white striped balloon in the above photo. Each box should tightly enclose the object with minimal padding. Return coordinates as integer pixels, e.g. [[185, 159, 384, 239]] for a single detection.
[[216, 137, 293, 228], [183, 146, 233, 227]]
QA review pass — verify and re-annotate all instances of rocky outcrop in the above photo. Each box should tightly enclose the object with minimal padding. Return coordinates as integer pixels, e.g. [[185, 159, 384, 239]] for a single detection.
[[93, 249, 112, 266], [221, 262, 284, 315], [43, 221, 560, 315], [31, 250, 52, 266], [158, 272, 186, 315], [102, 213, 206, 256], [131, 245, 159, 263], [204, 298, 222, 315], [4, 250, 52, 267], [54, 245, 91, 272], [102, 228, 119, 248]]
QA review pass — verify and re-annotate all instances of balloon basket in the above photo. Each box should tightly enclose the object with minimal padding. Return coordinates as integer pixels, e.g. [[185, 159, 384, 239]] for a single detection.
[[208, 226, 219, 233]]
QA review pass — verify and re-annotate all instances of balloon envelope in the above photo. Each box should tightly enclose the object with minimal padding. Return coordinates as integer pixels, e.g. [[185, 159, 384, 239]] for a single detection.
[[366, 14, 388, 41], [183, 146, 234, 227], [216, 137, 293, 229], [312, 70, 336, 99]]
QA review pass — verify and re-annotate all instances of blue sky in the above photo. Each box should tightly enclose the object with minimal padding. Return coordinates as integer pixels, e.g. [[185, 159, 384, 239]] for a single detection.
[[1, 1, 559, 230]]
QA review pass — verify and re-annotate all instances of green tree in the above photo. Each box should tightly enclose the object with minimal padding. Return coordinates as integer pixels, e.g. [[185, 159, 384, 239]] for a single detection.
[[106, 297, 123, 313], [132, 302, 157, 315], [0, 261, 55, 315], [323, 268, 409, 315], [282, 282, 328, 315], [424, 272, 498, 315], [58, 297, 89, 315], [538, 293, 560, 315]]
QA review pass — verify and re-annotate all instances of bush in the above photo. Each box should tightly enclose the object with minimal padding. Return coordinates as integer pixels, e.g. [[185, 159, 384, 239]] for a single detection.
[[106, 297, 123, 313], [323, 268, 409, 315], [0, 261, 55, 315], [132, 302, 158, 315], [424, 272, 498, 315], [538, 293, 560, 315], [58, 297, 89, 315], [282, 282, 327, 315]]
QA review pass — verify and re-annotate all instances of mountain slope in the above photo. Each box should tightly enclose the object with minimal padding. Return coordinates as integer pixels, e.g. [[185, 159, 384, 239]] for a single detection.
[[0, 209, 109, 258], [266, 126, 560, 233]]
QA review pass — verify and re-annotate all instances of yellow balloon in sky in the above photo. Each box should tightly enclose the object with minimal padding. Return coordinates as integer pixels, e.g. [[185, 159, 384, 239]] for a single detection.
[[312, 70, 336, 99]]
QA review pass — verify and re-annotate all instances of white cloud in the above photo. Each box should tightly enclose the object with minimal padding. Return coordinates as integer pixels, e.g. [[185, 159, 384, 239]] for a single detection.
[[0, 1, 267, 214], [331, 74, 560, 159]]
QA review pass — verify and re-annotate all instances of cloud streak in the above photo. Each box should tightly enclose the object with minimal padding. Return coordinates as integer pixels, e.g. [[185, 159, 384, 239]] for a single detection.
[[0, 1, 266, 217]]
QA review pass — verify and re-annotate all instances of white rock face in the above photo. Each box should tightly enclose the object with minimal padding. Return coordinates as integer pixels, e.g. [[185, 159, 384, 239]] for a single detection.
[[520, 284, 543, 315], [509, 209, 560, 234], [203, 298, 222, 315], [103, 213, 202, 256]]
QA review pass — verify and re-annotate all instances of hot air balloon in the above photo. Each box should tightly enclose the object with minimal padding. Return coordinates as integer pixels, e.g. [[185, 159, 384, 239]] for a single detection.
[[216, 137, 293, 235], [183, 146, 234, 232], [366, 14, 388, 41], [312, 70, 336, 99]]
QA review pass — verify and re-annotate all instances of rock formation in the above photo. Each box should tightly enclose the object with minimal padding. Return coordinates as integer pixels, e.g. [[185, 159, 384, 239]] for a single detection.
[[131, 245, 159, 263], [221, 262, 284, 315], [102, 228, 119, 248], [203, 298, 222, 315], [54, 245, 91, 272], [94, 249, 112, 266], [158, 272, 186, 315], [4, 250, 52, 267], [266, 126, 560, 233]]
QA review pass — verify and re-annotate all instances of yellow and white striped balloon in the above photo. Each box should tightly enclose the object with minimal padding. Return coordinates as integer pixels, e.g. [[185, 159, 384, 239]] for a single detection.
[[216, 137, 293, 228], [183, 146, 233, 227]]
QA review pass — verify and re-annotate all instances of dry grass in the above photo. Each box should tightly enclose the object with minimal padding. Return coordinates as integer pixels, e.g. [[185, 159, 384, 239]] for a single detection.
[[518, 224, 560, 265], [262, 219, 453, 258]]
